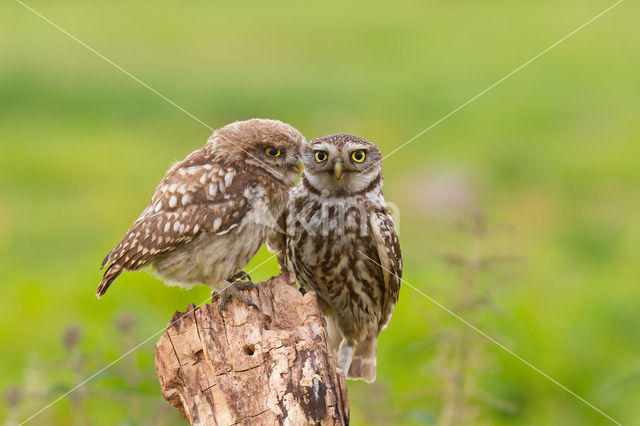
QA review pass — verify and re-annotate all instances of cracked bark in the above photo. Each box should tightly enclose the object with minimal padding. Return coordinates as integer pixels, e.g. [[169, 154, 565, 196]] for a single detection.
[[155, 273, 349, 425]]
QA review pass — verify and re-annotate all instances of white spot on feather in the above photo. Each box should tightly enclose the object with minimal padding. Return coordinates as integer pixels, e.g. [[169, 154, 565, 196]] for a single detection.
[[173, 221, 180, 232], [169, 196, 177, 208], [182, 194, 191, 205], [224, 172, 234, 187], [164, 222, 170, 233], [208, 183, 218, 197], [213, 217, 222, 231]]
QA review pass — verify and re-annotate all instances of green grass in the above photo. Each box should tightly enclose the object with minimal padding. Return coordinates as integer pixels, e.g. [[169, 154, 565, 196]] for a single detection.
[[1, 0, 639, 424]]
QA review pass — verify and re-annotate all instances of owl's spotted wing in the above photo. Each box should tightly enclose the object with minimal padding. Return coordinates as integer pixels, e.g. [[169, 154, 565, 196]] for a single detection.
[[97, 152, 253, 297], [368, 205, 402, 331]]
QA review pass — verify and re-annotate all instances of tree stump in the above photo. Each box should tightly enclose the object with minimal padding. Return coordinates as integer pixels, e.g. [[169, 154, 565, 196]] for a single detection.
[[155, 272, 349, 425]]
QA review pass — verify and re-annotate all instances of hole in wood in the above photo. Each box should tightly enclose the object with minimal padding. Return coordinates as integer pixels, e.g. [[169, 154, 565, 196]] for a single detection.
[[243, 344, 255, 356], [194, 349, 204, 361]]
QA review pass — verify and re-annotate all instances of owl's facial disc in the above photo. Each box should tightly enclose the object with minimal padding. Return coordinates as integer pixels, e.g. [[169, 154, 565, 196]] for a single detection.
[[303, 134, 383, 196]]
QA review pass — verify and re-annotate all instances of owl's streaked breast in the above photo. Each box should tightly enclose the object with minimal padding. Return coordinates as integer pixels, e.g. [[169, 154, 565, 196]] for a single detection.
[[285, 187, 386, 341]]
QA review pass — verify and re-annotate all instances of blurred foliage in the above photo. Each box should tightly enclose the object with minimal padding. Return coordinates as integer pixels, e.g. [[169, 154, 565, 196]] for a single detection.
[[3, 313, 182, 425], [1, 0, 639, 424]]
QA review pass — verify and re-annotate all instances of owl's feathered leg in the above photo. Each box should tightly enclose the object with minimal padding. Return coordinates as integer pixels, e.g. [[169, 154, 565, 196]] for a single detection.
[[323, 314, 341, 356], [337, 339, 355, 377]]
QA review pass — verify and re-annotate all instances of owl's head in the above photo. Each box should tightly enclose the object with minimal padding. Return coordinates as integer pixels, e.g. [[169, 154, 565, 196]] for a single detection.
[[209, 118, 305, 185], [302, 134, 383, 196]]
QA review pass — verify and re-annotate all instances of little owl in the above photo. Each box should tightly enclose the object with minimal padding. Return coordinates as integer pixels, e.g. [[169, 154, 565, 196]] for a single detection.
[[269, 133, 402, 382], [98, 119, 304, 310]]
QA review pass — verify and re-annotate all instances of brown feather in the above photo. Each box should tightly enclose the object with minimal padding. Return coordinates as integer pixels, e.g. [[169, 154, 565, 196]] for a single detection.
[[97, 119, 305, 296]]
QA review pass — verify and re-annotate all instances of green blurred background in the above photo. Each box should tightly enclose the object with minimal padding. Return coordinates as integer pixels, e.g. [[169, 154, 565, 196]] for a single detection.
[[1, 0, 638, 424]]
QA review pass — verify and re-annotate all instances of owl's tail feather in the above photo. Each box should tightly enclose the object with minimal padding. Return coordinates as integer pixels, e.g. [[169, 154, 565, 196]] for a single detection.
[[100, 250, 112, 270], [347, 336, 377, 383], [96, 264, 122, 298]]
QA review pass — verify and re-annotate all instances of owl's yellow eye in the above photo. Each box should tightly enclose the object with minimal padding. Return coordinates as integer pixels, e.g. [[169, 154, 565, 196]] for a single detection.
[[351, 150, 366, 163], [315, 151, 328, 162], [265, 147, 281, 157]]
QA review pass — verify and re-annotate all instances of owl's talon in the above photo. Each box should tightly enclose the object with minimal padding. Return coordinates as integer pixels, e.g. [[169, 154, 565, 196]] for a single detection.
[[212, 280, 259, 315], [228, 270, 252, 283], [232, 280, 258, 291]]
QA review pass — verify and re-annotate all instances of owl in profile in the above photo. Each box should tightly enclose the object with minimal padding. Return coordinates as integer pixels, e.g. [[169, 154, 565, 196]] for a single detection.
[[269, 133, 402, 382], [98, 119, 304, 310]]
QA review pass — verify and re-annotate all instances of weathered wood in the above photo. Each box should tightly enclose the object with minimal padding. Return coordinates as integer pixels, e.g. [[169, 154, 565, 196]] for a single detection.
[[155, 273, 349, 425]]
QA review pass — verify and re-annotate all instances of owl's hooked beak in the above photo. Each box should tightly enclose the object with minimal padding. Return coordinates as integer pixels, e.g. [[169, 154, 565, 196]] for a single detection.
[[292, 154, 304, 175], [333, 160, 344, 182]]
